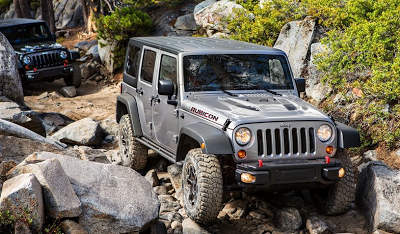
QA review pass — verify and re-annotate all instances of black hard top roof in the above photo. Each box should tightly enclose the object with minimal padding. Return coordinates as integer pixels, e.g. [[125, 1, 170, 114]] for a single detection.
[[130, 37, 284, 55], [0, 18, 47, 28]]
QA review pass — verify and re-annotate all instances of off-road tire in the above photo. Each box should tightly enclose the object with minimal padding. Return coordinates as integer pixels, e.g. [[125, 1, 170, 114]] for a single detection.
[[118, 114, 148, 170], [182, 148, 223, 223], [310, 148, 356, 215], [64, 61, 82, 88]]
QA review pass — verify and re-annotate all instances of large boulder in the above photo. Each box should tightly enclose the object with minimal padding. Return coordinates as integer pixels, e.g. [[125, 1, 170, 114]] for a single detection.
[[51, 118, 103, 146], [9, 158, 82, 219], [306, 43, 332, 104], [274, 16, 316, 78], [24, 152, 160, 234], [194, 0, 244, 31], [0, 32, 24, 106], [356, 161, 400, 233], [174, 14, 197, 31], [53, 0, 84, 28], [98, 39, 116, 74], [0, 173, 44, 233]]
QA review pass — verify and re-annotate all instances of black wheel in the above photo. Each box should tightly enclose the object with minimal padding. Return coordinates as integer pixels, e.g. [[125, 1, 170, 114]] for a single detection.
[[118, 114, 148, 170], [310, 148, 356, 215], [64, 61, 82, 88], [182, 148, 223, 223]]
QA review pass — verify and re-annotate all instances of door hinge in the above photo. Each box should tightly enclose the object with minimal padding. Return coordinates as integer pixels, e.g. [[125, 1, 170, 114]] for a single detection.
[[174, 109, 179, 117], [148, 122, 153, 130], [173, 135, 179, 143]]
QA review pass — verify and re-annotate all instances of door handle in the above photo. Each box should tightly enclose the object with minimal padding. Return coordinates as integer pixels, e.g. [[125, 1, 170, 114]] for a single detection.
[[136, 87, 143, 95], [149, 95, 160, 105]]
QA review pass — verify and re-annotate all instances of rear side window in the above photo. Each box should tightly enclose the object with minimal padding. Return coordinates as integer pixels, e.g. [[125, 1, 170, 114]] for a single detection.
[[126, 44, 141, 78], [141, 50, 157, 84]]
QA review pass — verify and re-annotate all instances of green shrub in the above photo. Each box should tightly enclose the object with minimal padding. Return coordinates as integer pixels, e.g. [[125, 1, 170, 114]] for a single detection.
[[96, 6, 153, 69], [0, 0, 12, 11]]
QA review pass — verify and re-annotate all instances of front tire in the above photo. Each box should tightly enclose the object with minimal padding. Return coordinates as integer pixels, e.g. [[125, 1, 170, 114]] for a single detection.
[[64, 61, 82, 88], [118, 114, 148, 170], [182, 148, 223, 223], [310, 148, 356, 215]]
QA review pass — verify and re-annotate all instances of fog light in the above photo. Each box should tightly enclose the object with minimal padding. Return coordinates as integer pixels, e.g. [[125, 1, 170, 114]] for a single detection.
[[238, 150, 246, 159], [339, 168, 345, 178], [27, 75, 34, 79], [201, 143, 205, 149], [241, 173, 256, 183], [70, 68, 74, 72], [326, 146, 334, 154]]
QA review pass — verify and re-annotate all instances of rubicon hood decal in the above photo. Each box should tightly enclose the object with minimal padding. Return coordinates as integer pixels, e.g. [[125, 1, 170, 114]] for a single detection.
[[190, 107, 220, 122]]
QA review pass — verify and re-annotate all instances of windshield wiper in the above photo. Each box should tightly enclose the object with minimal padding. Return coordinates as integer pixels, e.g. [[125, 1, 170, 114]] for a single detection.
[[220, 89, 238, 97], [263, 88, 282, 96]]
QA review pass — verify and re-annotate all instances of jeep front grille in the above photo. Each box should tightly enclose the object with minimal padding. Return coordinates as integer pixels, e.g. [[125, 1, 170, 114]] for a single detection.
[[32, 52, 63, 68], [256, 127, 316, 157]]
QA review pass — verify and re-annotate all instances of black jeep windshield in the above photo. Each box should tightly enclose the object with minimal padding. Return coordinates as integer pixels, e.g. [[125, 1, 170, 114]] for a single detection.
[[0, 23, 52, 45], [183, 54, 294, 92]]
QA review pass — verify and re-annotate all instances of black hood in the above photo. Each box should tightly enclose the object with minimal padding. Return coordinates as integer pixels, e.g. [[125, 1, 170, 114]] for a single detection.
[[13, 42, 64, 54]]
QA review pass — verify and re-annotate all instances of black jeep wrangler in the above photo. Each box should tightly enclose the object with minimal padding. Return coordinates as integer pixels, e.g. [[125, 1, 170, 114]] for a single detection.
[[0, 18, 82, 88]]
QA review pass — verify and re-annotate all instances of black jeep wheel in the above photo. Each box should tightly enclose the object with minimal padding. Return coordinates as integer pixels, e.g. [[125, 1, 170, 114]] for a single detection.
[[310, 148, 356, 215], [118, 114, 148, 170], [64, 61, 82, 88], [182, 148, 223, 223]]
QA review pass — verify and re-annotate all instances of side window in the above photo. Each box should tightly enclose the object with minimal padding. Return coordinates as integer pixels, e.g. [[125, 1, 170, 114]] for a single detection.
[[141, 50, 156, 84], [159, 55, 177, 85], [126, 44, 141, 78]]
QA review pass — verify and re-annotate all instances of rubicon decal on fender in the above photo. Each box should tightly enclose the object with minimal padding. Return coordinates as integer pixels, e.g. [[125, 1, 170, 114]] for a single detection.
[[190, 107, 219, 122]]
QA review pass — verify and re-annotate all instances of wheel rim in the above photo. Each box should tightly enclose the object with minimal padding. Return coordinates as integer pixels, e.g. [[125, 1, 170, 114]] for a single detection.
[[120, 123, 130, 160], [184, 163, 198, 208]]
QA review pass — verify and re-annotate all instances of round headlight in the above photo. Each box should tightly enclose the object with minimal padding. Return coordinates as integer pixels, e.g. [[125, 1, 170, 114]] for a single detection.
[[60, 51, 68, 59], [235, 127, 252, 146], [23, 56, 31, 65], [317, 124, 333, 142]]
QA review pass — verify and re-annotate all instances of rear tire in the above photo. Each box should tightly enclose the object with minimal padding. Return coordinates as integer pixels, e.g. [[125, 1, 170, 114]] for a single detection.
[[182, 148, 223, 223], [310, 148, 356, 215], [64, 61, 82, 88], [118, 114, 148, 170]]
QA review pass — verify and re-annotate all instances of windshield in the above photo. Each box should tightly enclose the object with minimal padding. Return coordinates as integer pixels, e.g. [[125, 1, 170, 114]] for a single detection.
[[0, 23, 52, 45], [183, 54, 294, 92]]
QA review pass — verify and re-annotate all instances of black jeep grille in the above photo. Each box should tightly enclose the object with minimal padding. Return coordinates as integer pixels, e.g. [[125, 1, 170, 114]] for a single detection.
[[256, 127, 316, 157], [31, 52, 63, 68]]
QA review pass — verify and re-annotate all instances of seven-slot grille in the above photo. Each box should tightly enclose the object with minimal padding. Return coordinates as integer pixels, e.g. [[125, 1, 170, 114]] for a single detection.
[[31, 52, 63, 68], [256, 127, 316, 158]]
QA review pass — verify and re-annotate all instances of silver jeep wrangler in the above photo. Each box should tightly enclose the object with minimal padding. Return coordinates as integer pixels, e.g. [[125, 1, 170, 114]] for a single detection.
[[116, 37, 360, 223]]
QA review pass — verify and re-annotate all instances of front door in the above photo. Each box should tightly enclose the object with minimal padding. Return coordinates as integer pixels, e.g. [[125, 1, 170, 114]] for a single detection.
[[152, 52, 179, 152], [137, 47, 159, 138]]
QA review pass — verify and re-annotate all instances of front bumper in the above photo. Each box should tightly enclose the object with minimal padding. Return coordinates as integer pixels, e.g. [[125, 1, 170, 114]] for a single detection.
[[23, 64, 73, 81], [235, 158, 341, 188]]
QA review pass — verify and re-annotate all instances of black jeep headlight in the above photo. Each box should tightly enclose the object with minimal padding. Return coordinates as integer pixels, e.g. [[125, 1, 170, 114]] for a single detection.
[[60, 51, 68, 59], [235, 127, 252, 146], [23, 56, 31, 65], [317, 124, 332, 142]]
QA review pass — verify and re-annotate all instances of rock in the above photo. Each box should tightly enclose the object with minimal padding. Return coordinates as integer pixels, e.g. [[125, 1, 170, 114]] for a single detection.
[[0, 173, 44, 233], [194, 0, 217, 15], [37, 92, 49, 100], [15, 221, 32, 234], [73, 146, 110, 164], [0, 32, 24, 106], [0, 119, 66, 148], [178, 208, 188, 220], [274, 16, 316, 78], [154, 186, 168, 195], [171, 221, 182, 230], [306, 216, 334, 234], [222, 200, 247, 219], [364, 150, 378, 162], [150, 221, 168, 234], [159, 195, 181, 213], [356, 161, 400, 233], [145, 169, 160, 187], [24, 152, 160, 234], [275, 208, 302, 230], [53, 0, 84, 28], [257, 223, 275, 233], [167, 164, 182, 190], [60, 86, 77, 98], [98, 39, 116, 73], [75, 40, 98, 52], [9, 111, 46, 137], [306, 43, 332, 103], [61, 220, 88, 234], [160, 212, 183, 223], [0, 101, 22, 120], [0, 160, 17, 181], [86, 45, 100, 58], [217, 210, 229, 223], [51, 118, 103, 146], [41, 112, 73, 136], [174, 14, 197, 31], [182, 218, 210, 234], [81, 60, 100, 79], [104, 150, 121, 165], [8, 158, 82, 218], [194, 0, 244, 31], [100, 117, 119, 136], [249, 210, 265, 220], [150, 6, 180, 37]]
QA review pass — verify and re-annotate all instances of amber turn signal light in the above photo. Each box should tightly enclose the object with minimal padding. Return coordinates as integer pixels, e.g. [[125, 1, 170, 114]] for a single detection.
[[339, 168, 346, 178], [326, 146, 334, 154], [241, 173, 256, 183], [238, 150, 246, 159]]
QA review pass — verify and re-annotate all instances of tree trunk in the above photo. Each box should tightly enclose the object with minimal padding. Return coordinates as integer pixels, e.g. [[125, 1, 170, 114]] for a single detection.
[[13, 0, 23, 18], [18, 0, 33, 19], [80, 0, 88, 30], [47, 0, 56, 33]]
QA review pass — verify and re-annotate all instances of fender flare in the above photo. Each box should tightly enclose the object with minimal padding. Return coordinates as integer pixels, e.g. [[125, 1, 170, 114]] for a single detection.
[[177, 123, 233, 161], [336, 122, 360, 148], [116, 93, 142, 137], [69, 50, 80, 60]]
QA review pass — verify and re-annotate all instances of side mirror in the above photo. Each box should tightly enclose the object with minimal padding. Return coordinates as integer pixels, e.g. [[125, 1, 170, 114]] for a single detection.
[[295, 78, 306, 93], [158, 79, 174, 96]]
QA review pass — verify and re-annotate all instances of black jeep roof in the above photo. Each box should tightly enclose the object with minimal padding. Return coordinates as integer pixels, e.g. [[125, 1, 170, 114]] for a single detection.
[[0, 18, 46, 28], [130, 36, 284, 55]]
